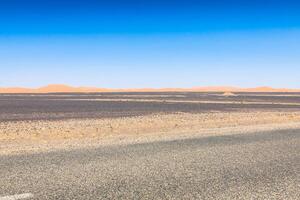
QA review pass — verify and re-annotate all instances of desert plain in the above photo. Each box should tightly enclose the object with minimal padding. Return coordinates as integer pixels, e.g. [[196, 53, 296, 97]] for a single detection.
[[1, 92, 300, 154], [1, 92, 300, 199]]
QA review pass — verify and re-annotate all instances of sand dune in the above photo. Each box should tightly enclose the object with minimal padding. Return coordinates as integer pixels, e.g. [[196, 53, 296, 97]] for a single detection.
[[0, 84, 299, 93], [0, 84, 109, 93]]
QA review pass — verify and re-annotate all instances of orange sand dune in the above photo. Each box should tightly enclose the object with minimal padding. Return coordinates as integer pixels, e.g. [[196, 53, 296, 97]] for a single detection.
[[191, 86, 241, 92], [0, 84, 299, 93], [191, 86, 300, 93], [0, 85, 109, 93]]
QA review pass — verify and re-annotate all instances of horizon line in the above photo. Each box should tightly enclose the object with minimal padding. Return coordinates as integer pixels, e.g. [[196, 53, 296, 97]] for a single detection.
[[1, 84, 300, 93]]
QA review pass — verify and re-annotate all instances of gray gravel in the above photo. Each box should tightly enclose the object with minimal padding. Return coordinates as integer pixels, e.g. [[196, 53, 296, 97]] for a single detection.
[[0, 128, 300, 199], [1, 92, 300, 121]]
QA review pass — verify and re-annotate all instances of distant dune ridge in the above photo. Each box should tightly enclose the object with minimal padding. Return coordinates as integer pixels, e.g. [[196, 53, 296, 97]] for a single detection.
[[0, 84, 300, 93]]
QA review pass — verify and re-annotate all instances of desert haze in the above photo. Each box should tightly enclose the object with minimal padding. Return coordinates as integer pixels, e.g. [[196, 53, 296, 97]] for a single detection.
[[0, 84, 300, 93]]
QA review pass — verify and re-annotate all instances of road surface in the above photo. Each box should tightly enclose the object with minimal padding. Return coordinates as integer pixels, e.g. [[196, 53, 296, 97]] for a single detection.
[[0, 128, 299, 199]]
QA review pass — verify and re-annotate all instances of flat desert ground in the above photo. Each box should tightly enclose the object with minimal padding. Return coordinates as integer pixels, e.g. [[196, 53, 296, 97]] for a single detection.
[[1, 92, 300, 154], [1, 92, 300, 199]]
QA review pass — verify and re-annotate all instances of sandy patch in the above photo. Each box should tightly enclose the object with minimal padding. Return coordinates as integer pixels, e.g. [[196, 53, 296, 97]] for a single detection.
[[222, 92, 237, 96], [1, 111, 300, 155]]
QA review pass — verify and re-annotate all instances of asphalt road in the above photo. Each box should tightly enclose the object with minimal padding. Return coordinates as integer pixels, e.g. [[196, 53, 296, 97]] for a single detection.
[[0, 129, 299, 199]]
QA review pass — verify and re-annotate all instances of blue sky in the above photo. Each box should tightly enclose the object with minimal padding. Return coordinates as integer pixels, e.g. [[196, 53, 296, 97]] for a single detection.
[[0, 0, 300, 88]]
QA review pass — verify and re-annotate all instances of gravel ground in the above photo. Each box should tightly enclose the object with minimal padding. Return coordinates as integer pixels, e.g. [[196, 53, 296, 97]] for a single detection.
[[1, 92, 300, 121], [1, 93, 300, 199], [1, 112, 300, 155]]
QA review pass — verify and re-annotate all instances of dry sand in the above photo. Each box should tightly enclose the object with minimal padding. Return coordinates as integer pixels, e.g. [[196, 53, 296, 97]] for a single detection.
[[1, 111, 300, 155], [43, 98, 300, 106]]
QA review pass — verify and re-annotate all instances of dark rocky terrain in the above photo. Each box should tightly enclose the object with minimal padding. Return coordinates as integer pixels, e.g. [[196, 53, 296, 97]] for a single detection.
[[1, 92, 300, 121]]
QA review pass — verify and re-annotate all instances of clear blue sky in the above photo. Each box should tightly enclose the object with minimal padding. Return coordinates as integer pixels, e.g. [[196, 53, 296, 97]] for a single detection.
[[0, 0, 300, 88]]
